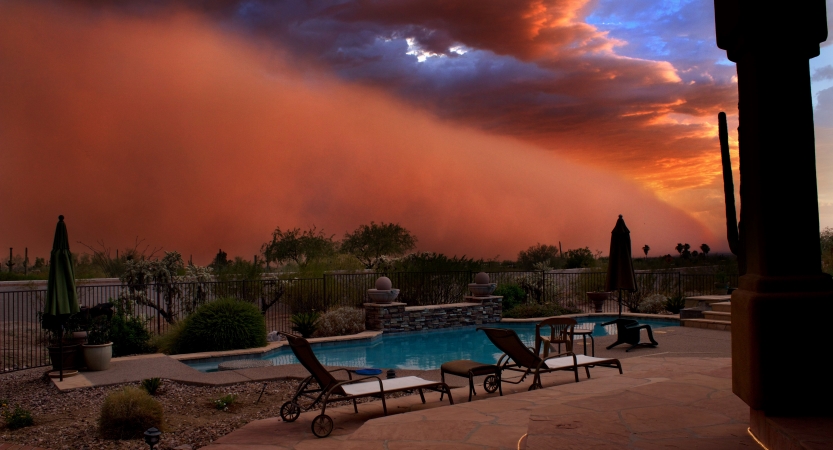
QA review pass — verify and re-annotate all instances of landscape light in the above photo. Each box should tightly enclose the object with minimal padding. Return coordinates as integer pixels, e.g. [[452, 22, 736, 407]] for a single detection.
[[144, 427, 161, 449]]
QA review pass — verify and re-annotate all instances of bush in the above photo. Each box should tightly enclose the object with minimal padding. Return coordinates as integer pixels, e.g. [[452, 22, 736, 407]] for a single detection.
[[151, 320, 186, 355], [638, 294, 667, 314], [176, 298, 267, 354], [493, 284, 526, 311], [99, 387, 164, 440], [665, 294, 686, 314], [213, 393, 237, 411], [290, 311, 320, 338], [502, 302, 580, 319], [2, 404, 34, 430], [141, 378, 162, 396], [111, 314, 154, 357], [314, 307, 365, 338], [563, 247, 595, 269]]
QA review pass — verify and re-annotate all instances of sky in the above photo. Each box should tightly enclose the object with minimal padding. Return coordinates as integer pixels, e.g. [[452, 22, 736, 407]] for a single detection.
[[0, 0, 831, 264]]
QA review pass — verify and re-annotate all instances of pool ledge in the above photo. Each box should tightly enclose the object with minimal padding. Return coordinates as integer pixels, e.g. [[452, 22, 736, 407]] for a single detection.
[[500, 312, 680, 323], [170, 330, 383, 362]]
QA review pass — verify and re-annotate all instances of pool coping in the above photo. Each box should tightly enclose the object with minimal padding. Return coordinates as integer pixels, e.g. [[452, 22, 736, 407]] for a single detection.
[[177, 313, 679, 369]]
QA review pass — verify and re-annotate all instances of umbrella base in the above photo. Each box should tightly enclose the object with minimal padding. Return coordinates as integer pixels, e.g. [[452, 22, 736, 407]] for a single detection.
[[47, 370, 79, 378]]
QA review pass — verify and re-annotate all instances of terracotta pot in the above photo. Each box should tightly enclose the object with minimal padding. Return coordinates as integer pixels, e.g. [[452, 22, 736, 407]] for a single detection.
[[47, 344, 80, 371], [587, 292, 610, 313]]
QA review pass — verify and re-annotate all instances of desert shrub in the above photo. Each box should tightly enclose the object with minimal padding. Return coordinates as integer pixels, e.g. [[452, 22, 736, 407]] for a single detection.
[[313, 307, 365, 338], [493, 284, 526, 311], [665, 294, 686, 314], [98, 387, 164, 440], [111, 314, 154, 357], [213, 393, 237, 411], [141, 378, 162, 396], [502, 302, 580, 319], [638, 294, 667, 314], [290, 311, 320, 338], [2, 404, 34, 430], [150, 320, 187, 355], [176, 298, 266, 354]]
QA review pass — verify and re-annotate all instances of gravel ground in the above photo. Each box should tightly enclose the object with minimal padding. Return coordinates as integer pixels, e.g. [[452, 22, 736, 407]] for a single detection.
[[0, 367, 404, 449]]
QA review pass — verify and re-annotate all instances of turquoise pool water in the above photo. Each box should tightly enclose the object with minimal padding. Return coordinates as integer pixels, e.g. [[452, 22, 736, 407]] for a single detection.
[[186, 316, 677, 372]]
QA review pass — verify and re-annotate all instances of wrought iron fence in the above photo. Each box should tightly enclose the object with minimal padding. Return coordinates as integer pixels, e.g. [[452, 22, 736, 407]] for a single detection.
[[0, 270, 737, 373]]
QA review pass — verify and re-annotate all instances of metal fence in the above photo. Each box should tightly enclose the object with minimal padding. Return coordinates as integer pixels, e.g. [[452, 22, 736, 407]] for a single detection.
[[0, 270, 737, 373]]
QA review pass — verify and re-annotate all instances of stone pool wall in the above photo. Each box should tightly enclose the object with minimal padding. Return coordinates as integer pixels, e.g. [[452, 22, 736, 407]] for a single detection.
[[364, 296, 502, 332]]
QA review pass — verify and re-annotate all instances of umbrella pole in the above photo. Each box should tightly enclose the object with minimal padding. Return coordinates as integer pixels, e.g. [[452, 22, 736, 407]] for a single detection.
[[618, 290, 622, 317], [59, 323, 64, 382]]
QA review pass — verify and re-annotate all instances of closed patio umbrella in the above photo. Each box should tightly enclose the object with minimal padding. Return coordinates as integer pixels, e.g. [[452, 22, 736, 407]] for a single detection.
[[42, 215, 80, 381], [605, 215, 637, 317]]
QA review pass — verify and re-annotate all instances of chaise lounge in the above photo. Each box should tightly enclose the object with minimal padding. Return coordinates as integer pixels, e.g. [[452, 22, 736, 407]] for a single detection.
[[479, 325, 623, 390], [278, 332, 455, 438]]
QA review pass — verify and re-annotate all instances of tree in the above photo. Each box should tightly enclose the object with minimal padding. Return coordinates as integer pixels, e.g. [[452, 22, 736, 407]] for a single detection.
[[517, 243, 560, 269], [261, 225, 336, 268], [681, 243, 691, 259], [642, 245, 650, 258], [341, 222, 417, 269], [700, 243, 710, 256], [563, 247, 595, 269], [675, 243, 684, 255]]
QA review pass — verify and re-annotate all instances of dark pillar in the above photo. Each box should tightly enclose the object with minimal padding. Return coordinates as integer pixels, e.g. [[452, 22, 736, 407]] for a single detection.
[[714, 0, 833, 426]]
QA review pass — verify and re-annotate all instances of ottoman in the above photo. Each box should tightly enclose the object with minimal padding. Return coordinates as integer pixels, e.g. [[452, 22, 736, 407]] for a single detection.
[[440, 359, 502, 401]]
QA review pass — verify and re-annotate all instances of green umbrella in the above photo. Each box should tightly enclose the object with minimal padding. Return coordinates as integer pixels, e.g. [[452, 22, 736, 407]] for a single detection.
[[605, 215, 637, 316], [43, 215, 79, 380]]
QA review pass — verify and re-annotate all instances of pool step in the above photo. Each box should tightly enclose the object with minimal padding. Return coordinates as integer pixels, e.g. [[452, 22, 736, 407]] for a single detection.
[[682, 300, 731, 331], [681, 318, 731, 331], [711, 301, 732, 313]]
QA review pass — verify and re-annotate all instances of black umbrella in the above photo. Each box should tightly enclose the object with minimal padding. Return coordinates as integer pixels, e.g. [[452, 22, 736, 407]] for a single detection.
[[42, 215, 80, 381], [605, 215, 637, 317]]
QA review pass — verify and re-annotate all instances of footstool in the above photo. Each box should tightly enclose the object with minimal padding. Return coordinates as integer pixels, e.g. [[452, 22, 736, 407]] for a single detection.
[[440, 359, 502, 401]]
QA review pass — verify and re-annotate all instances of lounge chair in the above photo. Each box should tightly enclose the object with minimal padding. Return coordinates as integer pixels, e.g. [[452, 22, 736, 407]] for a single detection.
[[600, 318, 659, 352], [278, 333, 454, 438], [479, 327, 622, 390]]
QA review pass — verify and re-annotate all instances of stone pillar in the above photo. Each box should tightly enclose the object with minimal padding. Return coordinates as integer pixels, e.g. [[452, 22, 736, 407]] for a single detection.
[[715, 0, 833, 423]]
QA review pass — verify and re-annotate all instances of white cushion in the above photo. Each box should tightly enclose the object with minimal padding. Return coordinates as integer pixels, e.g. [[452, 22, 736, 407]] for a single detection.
[[544, 354, 612, 370], [341, 376, 438, 396]]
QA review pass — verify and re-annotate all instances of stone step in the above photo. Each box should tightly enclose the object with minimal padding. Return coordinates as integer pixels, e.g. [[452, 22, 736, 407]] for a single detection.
[[711, 301, 732, 313], [681, 318, 731, 331], [703, 311, 731, 321]]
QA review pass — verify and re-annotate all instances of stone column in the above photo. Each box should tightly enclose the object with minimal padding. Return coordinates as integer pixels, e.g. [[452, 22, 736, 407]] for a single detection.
[[715, 0, 833, 423]]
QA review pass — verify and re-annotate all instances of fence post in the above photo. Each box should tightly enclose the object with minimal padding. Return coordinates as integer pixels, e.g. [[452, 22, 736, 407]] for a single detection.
[[156, 285, 161, 335], [678, 272, 682, 300], [322, 274, 327, 308]]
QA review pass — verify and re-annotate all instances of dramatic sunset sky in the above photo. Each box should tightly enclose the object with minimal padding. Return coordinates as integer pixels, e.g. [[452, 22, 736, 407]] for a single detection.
[[1, 0, 832, 264]]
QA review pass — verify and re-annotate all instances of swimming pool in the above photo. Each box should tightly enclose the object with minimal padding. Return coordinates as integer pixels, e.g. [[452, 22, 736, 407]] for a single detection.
[[186, 316, 677, 372]]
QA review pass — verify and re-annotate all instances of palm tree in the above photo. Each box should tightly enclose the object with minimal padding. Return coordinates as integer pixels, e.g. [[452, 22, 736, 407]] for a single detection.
[[675, 243, 684, 255], [642, 244, 650, 258], [700, 243, 710, 256]]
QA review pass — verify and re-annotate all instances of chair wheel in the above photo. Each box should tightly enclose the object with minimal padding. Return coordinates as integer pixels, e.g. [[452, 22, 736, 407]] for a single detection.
[[311, 414, 334, 438], [483, 375, 499, 393], [280, 401, 301, 422]]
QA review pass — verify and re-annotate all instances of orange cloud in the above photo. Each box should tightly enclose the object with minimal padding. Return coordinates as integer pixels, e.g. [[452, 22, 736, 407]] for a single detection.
[[0, 2, 714, 263]]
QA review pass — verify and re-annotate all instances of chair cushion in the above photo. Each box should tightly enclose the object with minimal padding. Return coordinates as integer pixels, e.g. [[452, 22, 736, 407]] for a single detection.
[[341, 376, 439, 396], [544, 354, 616, 370]]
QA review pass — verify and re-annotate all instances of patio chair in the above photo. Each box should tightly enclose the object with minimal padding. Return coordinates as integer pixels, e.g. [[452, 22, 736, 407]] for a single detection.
[[479, 327, 622, 390], [278, 332, 454, 438], [600, 318, 659, 352], [534, 317, 576, 358]]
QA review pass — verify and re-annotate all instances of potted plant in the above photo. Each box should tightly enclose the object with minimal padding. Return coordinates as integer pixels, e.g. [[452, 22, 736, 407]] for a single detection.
[[41, 312, 80, 372], [587, 292, 610, 313], [82, 315, 113, 371]]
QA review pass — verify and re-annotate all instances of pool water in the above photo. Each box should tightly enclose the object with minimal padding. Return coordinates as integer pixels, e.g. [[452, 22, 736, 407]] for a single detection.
[[186, 316, 677, 372]]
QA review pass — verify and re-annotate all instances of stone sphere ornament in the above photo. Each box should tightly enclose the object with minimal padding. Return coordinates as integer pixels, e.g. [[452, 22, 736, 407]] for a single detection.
[[375, 276, 392, 291], [474, 272, 490, 284]]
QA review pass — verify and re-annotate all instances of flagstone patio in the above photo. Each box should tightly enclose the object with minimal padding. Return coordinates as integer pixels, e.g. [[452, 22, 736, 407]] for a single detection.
[[203, 354, 759, 449]]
